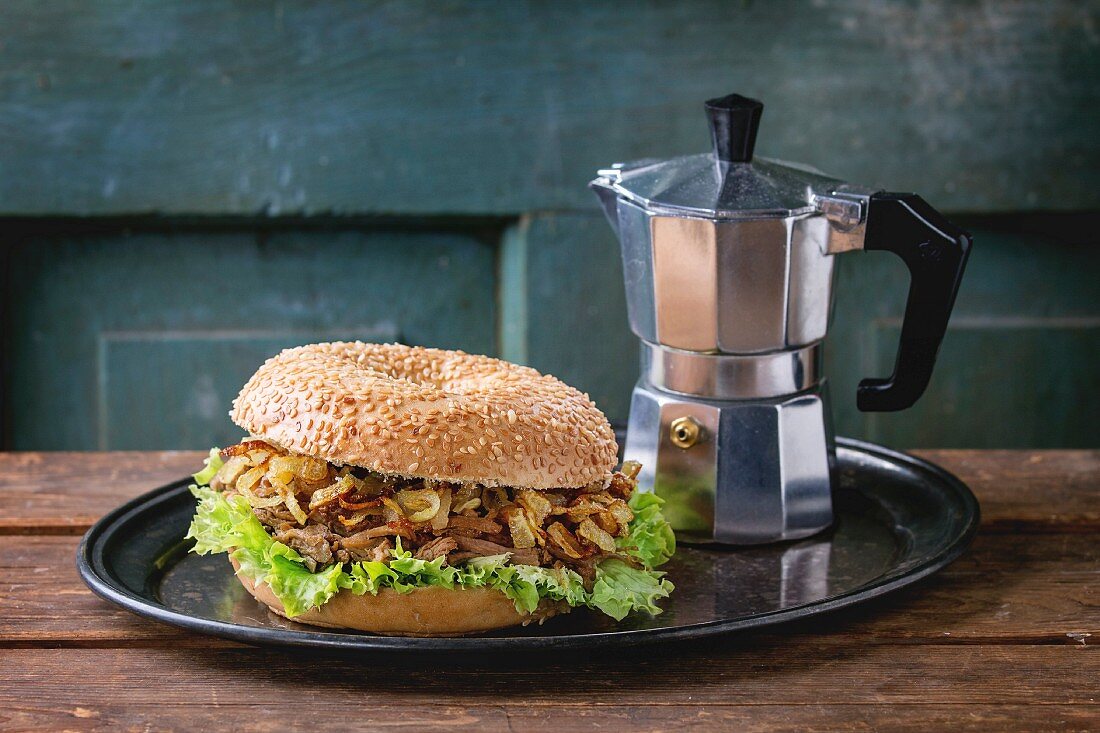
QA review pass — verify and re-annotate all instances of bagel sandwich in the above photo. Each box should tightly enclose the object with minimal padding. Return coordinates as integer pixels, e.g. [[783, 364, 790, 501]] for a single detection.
[[186, 342, 675, 636]]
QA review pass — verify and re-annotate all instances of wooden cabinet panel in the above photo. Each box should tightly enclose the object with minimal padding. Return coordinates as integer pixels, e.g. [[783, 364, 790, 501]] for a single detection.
[[827, 216, 1100, 448], [97, 329, 400, 450], [864, 322, 1099, 448], [4, 214, 1095, 449], [3, 227, 496, 449]]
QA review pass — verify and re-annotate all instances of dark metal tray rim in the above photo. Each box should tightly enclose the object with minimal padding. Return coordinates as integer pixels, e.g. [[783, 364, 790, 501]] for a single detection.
[[77, 438, 979, 652]]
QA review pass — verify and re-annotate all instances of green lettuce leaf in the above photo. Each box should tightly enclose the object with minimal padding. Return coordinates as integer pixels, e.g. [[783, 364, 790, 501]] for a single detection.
[[514, 564, 590, 611], [341, 559, 399, 595], [192, 447, 224, 486], [186, 465, 677, 620], [461, 557, 539, 613], [618, 491, 676, 568], [589, 558, 674, 621], [186, 485, 270, 555], [261, 549, 346, 617], [188, 485, 346, 615], [385, 539, 460, 592]]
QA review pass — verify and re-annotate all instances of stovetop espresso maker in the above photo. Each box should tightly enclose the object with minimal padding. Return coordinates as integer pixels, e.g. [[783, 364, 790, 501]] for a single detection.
[[591, 93, 971, 544]]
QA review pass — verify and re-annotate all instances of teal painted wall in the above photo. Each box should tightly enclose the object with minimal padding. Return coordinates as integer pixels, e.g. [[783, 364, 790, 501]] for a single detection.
[[1, 1, 1097, 449]]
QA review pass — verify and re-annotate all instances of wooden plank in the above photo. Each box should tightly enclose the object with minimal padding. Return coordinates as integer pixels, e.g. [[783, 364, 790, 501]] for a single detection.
[[0, 1, 1094, 216], [0, 452, 202, 534], [817, 531, 1098, 645], [0, 703, 1096, 733], [914, 450, 1100, 534], [0, 535, 236, 644], [1, 530, 1094, 646], [503, 705, 1100, 733], [0, 450, 1096, 533], [4, 227, 497, 450], [0, 646, 1094, 708]]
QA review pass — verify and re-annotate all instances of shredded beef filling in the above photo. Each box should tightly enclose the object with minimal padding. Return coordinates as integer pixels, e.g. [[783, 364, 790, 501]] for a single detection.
[[210, 439, 640, 584]]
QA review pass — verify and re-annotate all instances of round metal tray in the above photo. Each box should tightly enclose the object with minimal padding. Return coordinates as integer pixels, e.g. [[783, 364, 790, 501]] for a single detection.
[[77, 438, 978, 652]]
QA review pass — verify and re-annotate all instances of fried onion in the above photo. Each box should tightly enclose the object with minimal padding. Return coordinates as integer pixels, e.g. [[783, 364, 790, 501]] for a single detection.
[[546, 522, 585, 559], [219, 440, 274, 459], [338, 508, 383, 528], [238, 481, 285, 509], [396, 488, 441, 523], [577, 518, 617, 552], [309, 475, 354, 511], [235, 465, 266, 493], [432, 487, 452, 531], [503, 506, 538, 549], [278, 484, 309, 525]]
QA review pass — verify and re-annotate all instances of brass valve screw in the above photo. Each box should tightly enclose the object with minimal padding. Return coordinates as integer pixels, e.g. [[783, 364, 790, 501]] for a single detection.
[[669, 416, 703, 449]]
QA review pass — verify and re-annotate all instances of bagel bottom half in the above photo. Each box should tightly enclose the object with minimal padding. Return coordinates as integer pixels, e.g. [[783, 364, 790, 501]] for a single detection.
[[229, 557, 566, 636]]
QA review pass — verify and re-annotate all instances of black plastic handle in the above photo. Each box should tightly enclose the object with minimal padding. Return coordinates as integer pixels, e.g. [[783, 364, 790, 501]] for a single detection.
[[857, 192, 972, 412]]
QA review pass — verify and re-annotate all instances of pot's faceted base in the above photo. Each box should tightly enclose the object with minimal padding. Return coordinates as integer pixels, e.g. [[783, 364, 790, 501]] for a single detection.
[[625, 381, 834, 545]]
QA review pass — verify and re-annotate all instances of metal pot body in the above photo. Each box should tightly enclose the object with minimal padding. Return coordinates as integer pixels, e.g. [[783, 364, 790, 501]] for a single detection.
[[616, 199, 836, 355]]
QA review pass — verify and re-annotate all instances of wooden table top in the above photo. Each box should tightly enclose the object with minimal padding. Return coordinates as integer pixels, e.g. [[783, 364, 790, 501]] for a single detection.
[[1, 450, 1096, 731]]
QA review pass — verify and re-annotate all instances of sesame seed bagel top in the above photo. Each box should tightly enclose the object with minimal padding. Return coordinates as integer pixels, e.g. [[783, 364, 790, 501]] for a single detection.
[[230, 342, 619, 490]]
